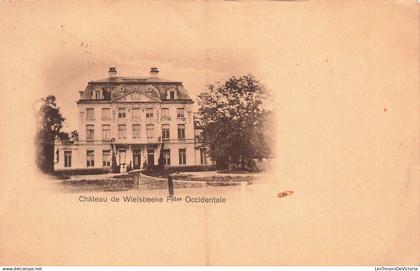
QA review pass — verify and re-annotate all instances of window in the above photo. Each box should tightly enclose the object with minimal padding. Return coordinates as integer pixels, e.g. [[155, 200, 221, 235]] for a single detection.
[[177, 124, 185, 139], [95, 90, 101, 99], [132, 124, 140, 139], [147, 148, 154, 166], [86, 108, 94, 120], [146, 108, 153, 118], [161, 108, 169, 119], [133, 149, 141, 169], [118, 124, 126, 139], [177, 108, 185, 118], [64, 151, 72, 168], [146, 124, 154, 139], [163, 149, 171, 165], [200, 148, 207, 165], [102, 108, 110, 120], [179, 149, 186, 165], [118, 108, 126, 118], [132, 108, 140, 120], [162, 124, 170, 140], [102, 150, 111, 167], [170, 91, 175, 100], [102, 125, 110, 141], [195, 131, 204, 142], [87, 150, 94, 167], [118, 150, 126, 165], [86, 125, 94, 141]]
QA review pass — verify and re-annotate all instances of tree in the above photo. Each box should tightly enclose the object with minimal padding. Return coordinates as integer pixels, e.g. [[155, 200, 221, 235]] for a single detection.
[[197, 75, 271, 170], [70, 130, 79, 142], [35, 95, 68, 173]]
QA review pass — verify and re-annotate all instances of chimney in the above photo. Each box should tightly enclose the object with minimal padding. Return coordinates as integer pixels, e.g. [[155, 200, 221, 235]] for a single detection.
[[150, 67, 159, 78], [108, 67, 117, 78]]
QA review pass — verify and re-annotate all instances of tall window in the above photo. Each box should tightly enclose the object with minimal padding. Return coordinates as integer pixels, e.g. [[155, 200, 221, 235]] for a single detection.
[[119, 150, 126, 165], [86, 108, 94, 120], [132, 108, 140, 120], [95, 90, 101, 99], [179, 149, 186, 165], [147, 148, 154, 166], [86, 125, 94, 141], [64, 151, 72, 168], [177, 124, 185, 139], [163, 149, 171, 165], [162, 124, 170, 140], [146, 124, 154, 139], [118, 108, 126, 119], [200, 148, 207, 165], [87, 150, 95, 167], [132, 124, 140, 139], [102, 108, 110, 120], [118, 124, 126, 139], [146, 108, 153, 118], [177, 108, 185, 118], [102, 150, 111, 167], [161, 108, 170, 119], [170, 91, 175, 100], [102, 125, 110, 141]]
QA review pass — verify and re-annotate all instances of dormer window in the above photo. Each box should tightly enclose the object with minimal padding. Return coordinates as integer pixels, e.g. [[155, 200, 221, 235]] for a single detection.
[[170, 91, 175, 100], [95, 90, 101, 99]]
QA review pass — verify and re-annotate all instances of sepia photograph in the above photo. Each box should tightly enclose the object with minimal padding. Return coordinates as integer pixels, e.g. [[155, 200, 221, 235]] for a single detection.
[[0, 0, 418, 269]]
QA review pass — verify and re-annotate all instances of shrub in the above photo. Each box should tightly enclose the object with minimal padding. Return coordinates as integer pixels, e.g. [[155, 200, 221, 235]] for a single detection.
[[143, 165, 217, 177], [53, 168, 111, 176]]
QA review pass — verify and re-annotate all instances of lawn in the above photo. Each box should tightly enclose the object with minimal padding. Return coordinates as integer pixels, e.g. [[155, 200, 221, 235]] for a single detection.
[[57, 171, 256, 192]]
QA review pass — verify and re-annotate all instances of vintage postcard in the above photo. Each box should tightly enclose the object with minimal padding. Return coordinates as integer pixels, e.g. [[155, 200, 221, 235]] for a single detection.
[[0, 0, 418, 267]]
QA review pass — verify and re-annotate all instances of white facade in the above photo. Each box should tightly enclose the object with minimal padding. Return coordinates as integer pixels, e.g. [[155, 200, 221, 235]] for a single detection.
[[54, 67, 211, 173]]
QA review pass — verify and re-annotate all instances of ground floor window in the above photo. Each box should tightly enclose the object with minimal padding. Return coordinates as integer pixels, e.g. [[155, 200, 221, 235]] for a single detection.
[[163, 149, 170, 165], [147, 148, 154, 166], [64, 151, 72, 167], [200, 148, 207, 165], [118, 150, 126, 165], [103, 150, 111, 167], [179, 149, 186, 165], [87, 150, 94, 167], [133, 149, 141, 169]]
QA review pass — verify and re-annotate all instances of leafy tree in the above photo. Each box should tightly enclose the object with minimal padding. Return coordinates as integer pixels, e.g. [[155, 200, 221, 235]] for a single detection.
[[35, 95, 68, 173], [197, 75, 271, 170], [70, 130, 79, 142]]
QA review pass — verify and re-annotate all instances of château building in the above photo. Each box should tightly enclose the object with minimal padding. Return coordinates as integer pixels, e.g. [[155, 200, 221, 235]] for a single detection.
[[54, 67, 211, 173]]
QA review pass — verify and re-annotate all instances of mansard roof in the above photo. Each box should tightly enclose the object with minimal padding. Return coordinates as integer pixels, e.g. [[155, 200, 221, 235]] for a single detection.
[[79, 75, 192, 102]]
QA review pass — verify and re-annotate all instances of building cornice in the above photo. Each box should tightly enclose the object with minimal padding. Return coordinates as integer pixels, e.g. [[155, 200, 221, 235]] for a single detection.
[[88, 81, 183, 85], [77, 99, 194, 104]]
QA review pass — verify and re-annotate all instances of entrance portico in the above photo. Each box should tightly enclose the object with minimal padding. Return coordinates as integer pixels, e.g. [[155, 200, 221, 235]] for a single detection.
[[113, 143, 162, 172]]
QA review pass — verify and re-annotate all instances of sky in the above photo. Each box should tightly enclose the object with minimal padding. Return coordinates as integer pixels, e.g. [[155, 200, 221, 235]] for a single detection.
[[1, 1, 417, 134]]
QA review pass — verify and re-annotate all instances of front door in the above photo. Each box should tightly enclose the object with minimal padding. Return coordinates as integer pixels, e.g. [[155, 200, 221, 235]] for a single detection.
[[133, 149, 141, 169]]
